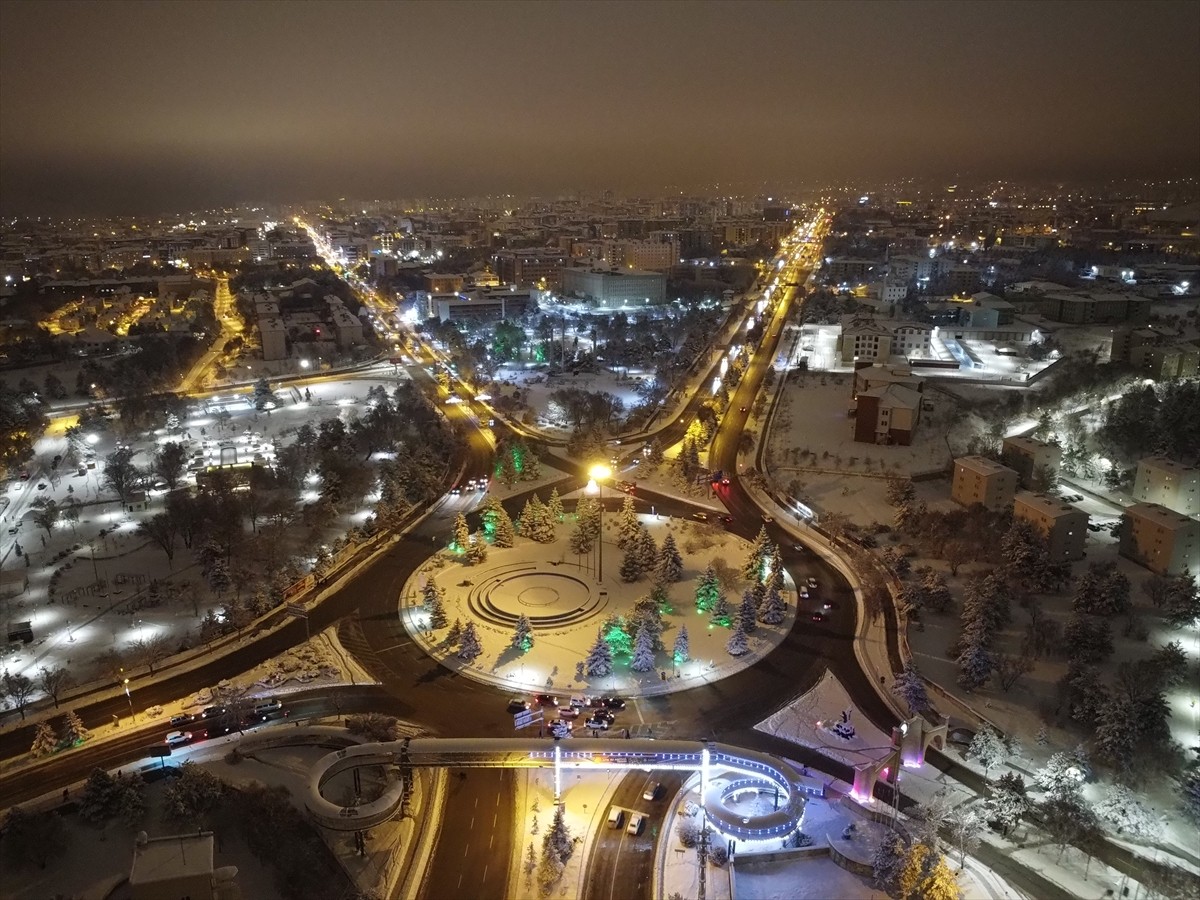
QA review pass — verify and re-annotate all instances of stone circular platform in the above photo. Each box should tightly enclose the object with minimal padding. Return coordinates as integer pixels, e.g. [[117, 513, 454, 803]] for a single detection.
[[465, 565, 609, 629]]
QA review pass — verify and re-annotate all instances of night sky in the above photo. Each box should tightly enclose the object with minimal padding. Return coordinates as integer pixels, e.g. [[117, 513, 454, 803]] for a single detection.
[[1, 0, 1197, 214]]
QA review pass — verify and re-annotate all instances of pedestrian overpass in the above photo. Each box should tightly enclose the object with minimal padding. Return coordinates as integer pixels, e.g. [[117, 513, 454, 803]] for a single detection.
[[305, 737, 819, 840]]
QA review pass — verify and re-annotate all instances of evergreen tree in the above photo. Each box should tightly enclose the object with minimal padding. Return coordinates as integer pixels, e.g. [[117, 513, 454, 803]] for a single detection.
[[635, 526, 658, 574], [742, 527, 771, 583], [710, 593, 732, 627], [1180, 769, 1200, 825], [453, 513, 471, 553], [764, 543, 783, 586], [422, 579, 445, 612], [524, 842, 537, 886], [738, 590, 758, 634], [61, 709, 89, 745], [1036, 723, 1049, 746], [956, 635, 992, 691], [546, 487, 564, 523], [1096, 785, 1163, 840], [1072, 561, 1132, 617], [986, 772, 1029, 837], [525, 496, 556, 543], [630, 622, 656, 672], [758, 584, 787, 625], [482, 496, 515, 547], [30, 722, 57, 758], [568, 524, 594, 557], [512, 614, 534, 653], [457, 622, 482, 661], [673, 626, 690, 664], [620, 544, 643, 582], [616, 494, 640, 550], [1093, 696, 1139, 774], [585, 629, 614, 677], [447, 618, 463, 645], [466, 531, 489, 565], [726, 620, 749, 656], [694, 565, 720, 613], [922, 570, 954, 614], [576, 497, 601, 541], [601, 613, 633, 656], [656, 533, 684, 584], [1162, 573, 1200, 629], [892, 661, 931, 714], [428, 595, 448, 630], [1063, 614, 1113, 664], [897, 842, 930, 900], [206, 559, 231, 596]]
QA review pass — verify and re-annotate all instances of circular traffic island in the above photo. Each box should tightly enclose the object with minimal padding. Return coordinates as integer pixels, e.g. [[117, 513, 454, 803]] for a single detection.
[[400, 510, 798, 702]]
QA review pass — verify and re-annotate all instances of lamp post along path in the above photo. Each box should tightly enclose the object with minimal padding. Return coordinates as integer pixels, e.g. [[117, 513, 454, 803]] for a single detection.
[[586, 464, 611, 584]]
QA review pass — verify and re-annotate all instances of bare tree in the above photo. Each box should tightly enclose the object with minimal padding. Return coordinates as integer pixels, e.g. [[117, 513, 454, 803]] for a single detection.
[[37, 665, 73, 709], [128, 634, 173, 674], [137, 513, 179, 566], [2, 672, 37, 721]]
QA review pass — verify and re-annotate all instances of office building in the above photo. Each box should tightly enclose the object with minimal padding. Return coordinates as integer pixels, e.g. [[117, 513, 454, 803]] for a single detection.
[[129, 831, 238, 900], [951, 456, 1019, 511], [561, 266, 666, 306], [493, 248, 566, 289]]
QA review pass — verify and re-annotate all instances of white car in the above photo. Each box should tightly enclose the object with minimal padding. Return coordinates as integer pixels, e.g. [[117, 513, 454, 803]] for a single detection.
[[165, 731, 192, 747]]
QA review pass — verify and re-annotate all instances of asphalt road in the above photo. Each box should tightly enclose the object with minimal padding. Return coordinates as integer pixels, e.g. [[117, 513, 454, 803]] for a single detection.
[[424, 768, 515, 900], [583, 770, 685, 900]]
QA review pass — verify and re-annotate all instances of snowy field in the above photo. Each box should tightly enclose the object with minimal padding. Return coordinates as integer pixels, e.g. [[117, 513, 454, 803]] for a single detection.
[[0, 373, 406, 693], [489, 363, 653, 435], [403, 512, 797, 701]]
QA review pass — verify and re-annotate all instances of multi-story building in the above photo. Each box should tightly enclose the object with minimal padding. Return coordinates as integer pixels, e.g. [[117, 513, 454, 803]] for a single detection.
[[1038, 291, 1151, 325], [951, 456, 1019, 511], [853, 383, 923, 445], [435, 287, 534, 323], [1119, 502, 1200, 576], [1133, 456, 1200, 517], [425, 273, 465, 294], [1131, 342, 1200, 380], [1001, 436, 1062, 488], [493, 248, 566, 289], [1013, 491, 1088, 561], [129, 830, 237, 900], [259, 316, 288, 361], [561, 267, 666, 306], [838, 316, 933, 364], [327, 300, 364, 349], [824, 257, 882, 282]]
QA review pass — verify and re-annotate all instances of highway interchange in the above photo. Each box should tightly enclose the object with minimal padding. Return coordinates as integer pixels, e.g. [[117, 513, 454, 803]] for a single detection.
[[0, 217, 1070, 900]]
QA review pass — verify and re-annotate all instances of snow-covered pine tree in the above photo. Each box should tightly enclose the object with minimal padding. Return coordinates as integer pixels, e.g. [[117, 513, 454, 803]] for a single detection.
[[1180, 769, 1200, 825], [673, 625, 690, 664], [656, 534, 684, 584], [1036, 723, 1049, 746], [891, 661, 931, 714], [525, 496, 556, 543], [546, 488, 565, 523], [986, 772, 1029, 837], [765, 543, 783, 586], [61, 709, 89, 745], [956, 635, 992, 691], [576, 497, 601, 541], [617, 495, 640, 550], [738, 590, 758, 634], [750, 579, 767, 611], [457, 622, 482, 661], [635, 526, 658, 574], [741, 527, 771, 583], [569, 524, 594, 557], [512, 614, 534, 653], [726, 620, 749, 656], [710, 593, 732, 627], [466, 531, 489, 565], [422, 578, 445, 612], [30, 721, 57, 758], [429, 595, 448, 630], [758, 584, 787, 625], [517, 496, 538, 537], [918, 855, 960, 900], [630, 622, 656, 672], [524, 842, 537, 886], [620, 544, 643, 582], [872, 830, 907, 894], [585, 629, 614, 677], [695, 565, 720, 613], [482, 496, 516, 547], [447, 618, 463, 646], [453, 513, 471, 553], [1095, 785, 1163, 840]]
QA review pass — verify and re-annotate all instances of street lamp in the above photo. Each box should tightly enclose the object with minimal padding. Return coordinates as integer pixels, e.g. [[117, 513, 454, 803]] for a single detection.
[[585, 464, 611, 583], [122, 677, 134, 719]]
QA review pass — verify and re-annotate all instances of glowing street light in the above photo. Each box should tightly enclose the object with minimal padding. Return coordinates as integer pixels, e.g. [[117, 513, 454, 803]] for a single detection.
[[586, 464, 611, 582]]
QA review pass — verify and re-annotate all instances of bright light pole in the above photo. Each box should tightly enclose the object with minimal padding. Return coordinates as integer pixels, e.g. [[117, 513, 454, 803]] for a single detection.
[[122, 677, 134, 719], [586, 464, 611, 583]]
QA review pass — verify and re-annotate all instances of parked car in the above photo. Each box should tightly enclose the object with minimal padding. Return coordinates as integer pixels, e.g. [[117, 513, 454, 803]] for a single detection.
[[169, 714, 193, 727], [627, 812, 646, 836], [584, 716, 611, 730], [165, 731, 192, 747], [691, 512, 709, 522]]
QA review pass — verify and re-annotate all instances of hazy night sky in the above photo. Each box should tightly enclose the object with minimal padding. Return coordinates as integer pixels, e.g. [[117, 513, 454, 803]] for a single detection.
[[1, 0, 1197, 214]]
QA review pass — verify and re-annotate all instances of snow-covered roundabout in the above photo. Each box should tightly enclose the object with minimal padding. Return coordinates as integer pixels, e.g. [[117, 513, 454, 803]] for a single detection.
[[400, 508, 799, 701]]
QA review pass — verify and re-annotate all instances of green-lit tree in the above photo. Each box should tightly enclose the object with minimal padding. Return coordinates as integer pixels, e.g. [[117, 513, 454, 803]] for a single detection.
[[695, 565, 720, 613]]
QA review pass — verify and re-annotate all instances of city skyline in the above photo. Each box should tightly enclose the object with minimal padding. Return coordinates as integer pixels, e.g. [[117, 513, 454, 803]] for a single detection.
[[2, 0, 1198, 215]]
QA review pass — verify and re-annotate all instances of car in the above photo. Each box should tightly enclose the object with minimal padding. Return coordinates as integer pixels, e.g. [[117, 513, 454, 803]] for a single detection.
[[569, 696, 590, 709], [165, 731, 192, 747], [761, 514, 774, 523], [534, 694, 559, 708], [252, 699, 283, 719], [19, 472, 30, 481], [587, 697, 608, 709], [691, 512, 709, 522], [627, 812, 646, 836], [811, 612, 825, 623], [807, 577, 818, 588], [602, 697, 627, 711], [36, 482, 47, 490], [799, 588, 809, 600], [558, 707, 580, 719], [617, 481, 636, 494], [451, 485, 461, 495], [643, 782, 662, 801], [584, 716, 611, 730], [169, 714, 194, 727], [739, 406, 748, 413], [465, 478, 476, 490], [720, 476, 731, 485], [592, 709, 616, 724], [487, 418, 495, 427], [477, 478, 488, 491], [200, 705, 227, 720], [506, 698, 530, 714], [822, 600, 834, 610]]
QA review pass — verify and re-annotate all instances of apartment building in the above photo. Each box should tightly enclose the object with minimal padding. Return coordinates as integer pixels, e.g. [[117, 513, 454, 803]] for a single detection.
[[1133, 456, 1200, 517], [951, 456, 1019, 511], [1013, 491, 1088, 561], [1001, 435, 1062, 488], [1119, 503, 1200, 576]]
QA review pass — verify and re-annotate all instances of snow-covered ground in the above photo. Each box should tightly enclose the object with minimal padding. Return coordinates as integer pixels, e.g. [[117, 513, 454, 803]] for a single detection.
[[403, 512, 797, 701], [490, 363, 652, 436], [0, 374, 409, 695]]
